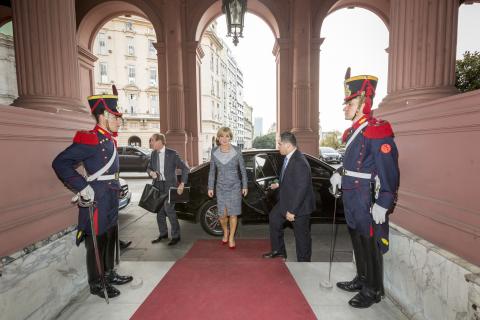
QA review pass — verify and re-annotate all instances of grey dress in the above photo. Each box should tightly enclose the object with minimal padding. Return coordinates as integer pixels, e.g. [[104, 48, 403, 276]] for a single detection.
[[208, 145, 248, 216]]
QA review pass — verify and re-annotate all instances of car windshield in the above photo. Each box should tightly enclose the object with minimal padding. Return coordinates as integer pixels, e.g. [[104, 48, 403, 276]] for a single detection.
[[320, 147, 336, 153]]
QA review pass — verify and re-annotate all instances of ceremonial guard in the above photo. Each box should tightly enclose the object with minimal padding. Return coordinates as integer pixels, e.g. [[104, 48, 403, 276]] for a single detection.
[[52, 86, 133, 299], [330, 69, 400, 308]]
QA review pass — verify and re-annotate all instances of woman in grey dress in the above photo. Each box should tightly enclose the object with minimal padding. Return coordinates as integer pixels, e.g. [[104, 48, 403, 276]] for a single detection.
[[208, 127, 248, 249]]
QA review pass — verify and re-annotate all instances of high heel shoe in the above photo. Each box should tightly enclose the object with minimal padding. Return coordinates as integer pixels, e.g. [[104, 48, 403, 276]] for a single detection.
[[228, 240, 236, 249], [221, 239, 228, 245]]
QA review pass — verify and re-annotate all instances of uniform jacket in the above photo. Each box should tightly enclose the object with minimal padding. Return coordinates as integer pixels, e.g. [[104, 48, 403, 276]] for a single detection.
[[340, 115, 399, 210], [52, 125, 120, 236]]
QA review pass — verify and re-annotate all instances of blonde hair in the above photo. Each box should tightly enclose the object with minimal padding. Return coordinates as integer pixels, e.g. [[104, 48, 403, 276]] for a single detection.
[[216, 127, 233, 146], [216, 127, 233, 139]]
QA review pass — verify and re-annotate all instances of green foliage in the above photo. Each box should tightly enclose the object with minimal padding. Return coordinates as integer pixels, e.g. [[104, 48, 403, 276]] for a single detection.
[[455, 51, 480, 93], [252, 132, 276, 149], [320, 131, 342, 149]]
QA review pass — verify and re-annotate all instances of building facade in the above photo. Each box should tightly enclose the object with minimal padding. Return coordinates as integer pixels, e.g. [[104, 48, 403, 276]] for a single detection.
[[199, 22, 249, 160], [243, 102, 254, 148], [254, 117, 263, 138], [93, 15, 160, 147], [0, 22, 16, 105]]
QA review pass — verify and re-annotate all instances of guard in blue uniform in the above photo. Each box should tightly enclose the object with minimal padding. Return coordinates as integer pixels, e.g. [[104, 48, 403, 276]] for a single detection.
[[330, 69, 400, 308], [52, 86, 133, 299]]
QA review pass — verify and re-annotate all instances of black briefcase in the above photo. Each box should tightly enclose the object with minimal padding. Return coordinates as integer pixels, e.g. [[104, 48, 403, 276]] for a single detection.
[[138, 183, 168, 213], [168, 187, 190, 204]]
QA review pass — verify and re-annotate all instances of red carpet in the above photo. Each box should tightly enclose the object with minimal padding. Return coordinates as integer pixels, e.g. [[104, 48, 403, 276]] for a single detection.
[[130, 239, 316, 320]]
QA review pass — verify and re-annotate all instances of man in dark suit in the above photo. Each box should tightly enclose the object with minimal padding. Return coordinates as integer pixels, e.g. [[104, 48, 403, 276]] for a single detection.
[[263, 132, 316, 262], [147, 133, 189, 246]]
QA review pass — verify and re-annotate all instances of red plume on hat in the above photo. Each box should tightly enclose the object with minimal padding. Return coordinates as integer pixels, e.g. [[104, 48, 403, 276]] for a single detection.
[[87, 84, 122, 116], [344, 67, 351, 80], [343, 68, 378, 115]]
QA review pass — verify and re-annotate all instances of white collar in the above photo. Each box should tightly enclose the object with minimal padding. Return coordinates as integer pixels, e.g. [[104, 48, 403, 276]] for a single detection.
[[158, 146, 166, 153], [286, 148, 296, 160]]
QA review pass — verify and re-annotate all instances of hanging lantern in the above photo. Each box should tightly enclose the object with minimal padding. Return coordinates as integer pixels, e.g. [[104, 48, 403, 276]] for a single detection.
[[222, 0, 247, 46]]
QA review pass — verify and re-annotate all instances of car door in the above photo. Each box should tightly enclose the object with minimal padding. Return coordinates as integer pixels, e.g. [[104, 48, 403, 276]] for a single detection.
[[123, 147, 140, 171], [306, 156, 345, 223], [242, 153, 279, 223]]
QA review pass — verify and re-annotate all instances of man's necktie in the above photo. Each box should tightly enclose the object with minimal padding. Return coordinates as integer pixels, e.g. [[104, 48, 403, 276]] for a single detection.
[[280, 157, 289, 181]]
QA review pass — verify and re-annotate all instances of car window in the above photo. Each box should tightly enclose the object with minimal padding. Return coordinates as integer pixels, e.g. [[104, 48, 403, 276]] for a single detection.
[[307, 157, 331, 178], [125, 148, 140, 156], [255, 154, 276, 179], [320, 147, 336, 153], [243, 155, 255, 181]]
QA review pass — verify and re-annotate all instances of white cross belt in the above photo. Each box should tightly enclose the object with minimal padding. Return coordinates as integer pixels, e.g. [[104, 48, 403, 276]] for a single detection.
[[342, 169, 372, 180]]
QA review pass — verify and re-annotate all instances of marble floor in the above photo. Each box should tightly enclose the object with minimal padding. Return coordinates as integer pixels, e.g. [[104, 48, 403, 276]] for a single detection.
[[55, 261, 408, 320]]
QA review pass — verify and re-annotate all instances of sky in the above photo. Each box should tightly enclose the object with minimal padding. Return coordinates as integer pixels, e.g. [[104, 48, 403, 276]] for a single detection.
[[213, 4, 480, 134]]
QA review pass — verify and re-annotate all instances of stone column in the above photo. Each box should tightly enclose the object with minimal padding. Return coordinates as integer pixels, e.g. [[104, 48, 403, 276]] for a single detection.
[[381, 0, 459, 109], [273, 38, 292, 137], [184, 41, 203, 166], [154, 42, 168, 134], [77, 46, 97, 107], [309, 37, 324, 157], [290, 0, 317, 155], [163, 0, 187, 157], [11, 0, 87, 113]]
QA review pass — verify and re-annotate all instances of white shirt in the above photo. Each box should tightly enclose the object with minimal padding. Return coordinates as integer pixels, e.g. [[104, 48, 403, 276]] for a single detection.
[[157, 146, 166, 180], [285, 148, 297, 166]]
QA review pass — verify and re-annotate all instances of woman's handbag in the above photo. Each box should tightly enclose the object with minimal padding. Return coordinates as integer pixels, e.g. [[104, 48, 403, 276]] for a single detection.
[[138, 181, 168, 213]]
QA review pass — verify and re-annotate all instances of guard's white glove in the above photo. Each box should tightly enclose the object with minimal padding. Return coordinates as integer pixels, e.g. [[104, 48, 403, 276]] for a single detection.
[[372, 203, 388, 224], [79, 185, 95, 202], [329, 172, 342, 194]]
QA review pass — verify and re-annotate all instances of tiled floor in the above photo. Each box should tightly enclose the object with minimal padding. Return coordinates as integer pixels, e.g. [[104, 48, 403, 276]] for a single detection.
[[56, 262, 174, 320], [287, 262, 408, 320], [56, 177, 408, 319], [56, 261, 408, 320]]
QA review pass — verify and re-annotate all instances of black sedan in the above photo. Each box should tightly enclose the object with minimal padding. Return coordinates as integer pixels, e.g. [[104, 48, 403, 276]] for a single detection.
[[175, 149, 344, 236], [118, 146, 151, 172]]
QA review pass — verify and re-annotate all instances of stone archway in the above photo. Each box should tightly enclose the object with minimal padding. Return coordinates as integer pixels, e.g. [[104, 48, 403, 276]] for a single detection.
[[183, 0, 290, 163], [313, 0, 390, 38], [76, 1, 165, 113]]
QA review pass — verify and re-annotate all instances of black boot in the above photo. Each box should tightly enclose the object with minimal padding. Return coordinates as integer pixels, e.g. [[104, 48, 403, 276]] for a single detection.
[[120, 240, 132, 250], [337, 228, 366, 292], [348, 290, 381, 308], [337, 275, 366, 292], [106, 269, 133, 285], [348, 235, 382, 308], [89, 280, 121, 298]]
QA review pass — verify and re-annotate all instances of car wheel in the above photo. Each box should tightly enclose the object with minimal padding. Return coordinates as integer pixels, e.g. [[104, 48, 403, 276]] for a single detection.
[[199, 200, 223, 236]]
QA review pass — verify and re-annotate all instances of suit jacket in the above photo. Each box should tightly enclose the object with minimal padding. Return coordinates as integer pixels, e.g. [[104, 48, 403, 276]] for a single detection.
[[273, 149, 316, 217], [147, 148, 189, 189]]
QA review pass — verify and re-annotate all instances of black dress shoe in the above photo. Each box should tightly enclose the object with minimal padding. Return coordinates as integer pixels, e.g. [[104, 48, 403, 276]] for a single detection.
[[90, 281, 121, 298], [168, 238, 180, 246], [151, 235, 168, 244], [262, 251, 287, 259], [106, 270, 133, 285], [348, 291, 381, 308], [120, 240, 132, 250], [336, 275, 365, 292]]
